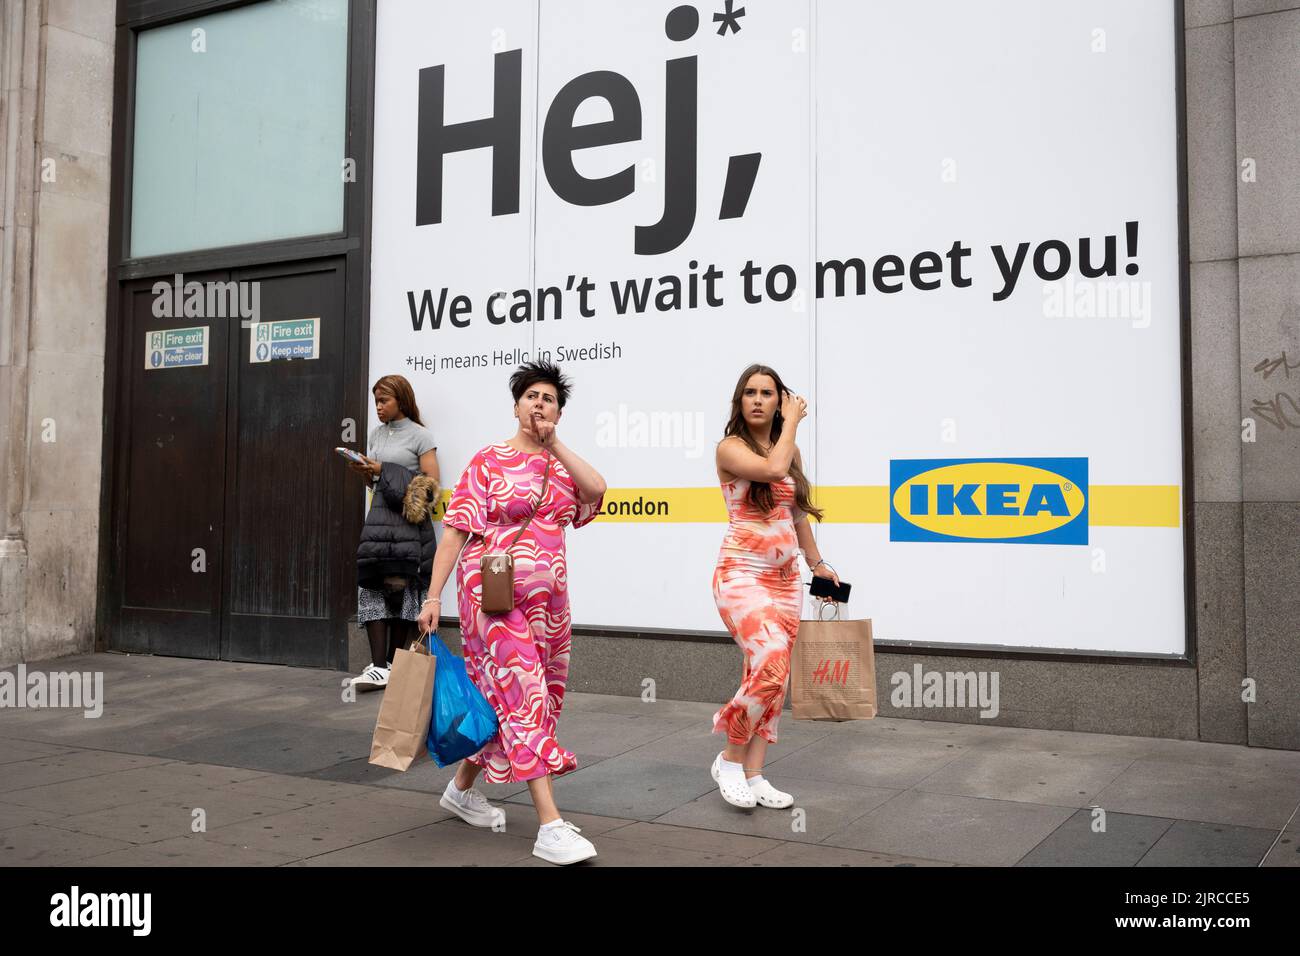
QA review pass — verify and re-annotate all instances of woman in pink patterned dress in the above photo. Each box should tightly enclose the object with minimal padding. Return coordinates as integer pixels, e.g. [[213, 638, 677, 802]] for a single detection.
[[710, 364, 840, 810], [418, 361, 606, 865]]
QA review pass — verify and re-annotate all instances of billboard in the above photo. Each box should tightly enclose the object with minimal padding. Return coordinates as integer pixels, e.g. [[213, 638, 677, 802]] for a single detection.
[[370, 0, 1186, 654]]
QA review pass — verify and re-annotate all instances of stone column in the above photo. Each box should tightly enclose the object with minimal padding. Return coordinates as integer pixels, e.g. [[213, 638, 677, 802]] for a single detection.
[[0, 0, 40, 663], [1231, 0, 1300, 749], [0, 0, 115, 666]]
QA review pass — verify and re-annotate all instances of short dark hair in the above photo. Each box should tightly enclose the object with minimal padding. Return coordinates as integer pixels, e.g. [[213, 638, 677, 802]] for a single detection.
[[509, 360, 571, 409]]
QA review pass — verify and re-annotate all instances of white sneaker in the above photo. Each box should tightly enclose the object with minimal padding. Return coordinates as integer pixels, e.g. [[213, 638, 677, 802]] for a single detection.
[[746, 776, 794, 809], [532, 820, 597, 865], [349, 664, 390, 692], [710, 752, 757, 809], [439, 781, 506, 829]]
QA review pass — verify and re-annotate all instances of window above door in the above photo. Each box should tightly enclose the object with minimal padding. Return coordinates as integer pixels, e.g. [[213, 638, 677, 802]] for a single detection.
[[128, 0, 349, 258]]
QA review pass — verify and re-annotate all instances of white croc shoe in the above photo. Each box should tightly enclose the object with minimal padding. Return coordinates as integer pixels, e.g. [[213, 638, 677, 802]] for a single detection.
[[746, 776, 794, 809], [711, 752, 757, 809], [533, 820, 598, 865]]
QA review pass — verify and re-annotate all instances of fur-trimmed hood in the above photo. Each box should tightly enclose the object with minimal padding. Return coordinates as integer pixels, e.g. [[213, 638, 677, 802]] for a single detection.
[[402, 474, 440, 524]]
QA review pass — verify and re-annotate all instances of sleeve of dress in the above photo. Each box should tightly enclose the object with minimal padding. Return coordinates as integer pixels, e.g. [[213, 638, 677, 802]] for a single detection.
[[443, 449, 489, 536], [570, 489, 604, 529]]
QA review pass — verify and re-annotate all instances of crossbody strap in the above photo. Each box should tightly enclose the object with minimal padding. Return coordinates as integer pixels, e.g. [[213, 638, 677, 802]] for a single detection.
[[506, 452, 551, 551]]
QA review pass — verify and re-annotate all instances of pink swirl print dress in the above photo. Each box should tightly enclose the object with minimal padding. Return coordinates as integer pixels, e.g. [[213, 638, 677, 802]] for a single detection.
[[443, 443, 603, 783], [712, 476, 803, 745]]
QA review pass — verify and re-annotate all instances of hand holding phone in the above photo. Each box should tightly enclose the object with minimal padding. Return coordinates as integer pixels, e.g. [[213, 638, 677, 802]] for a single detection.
[[809, 574, 851, 603], [337, 447, 379, 479]]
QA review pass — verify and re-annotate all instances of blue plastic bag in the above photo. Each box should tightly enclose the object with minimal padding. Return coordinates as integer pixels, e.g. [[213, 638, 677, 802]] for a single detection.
[[426, 632, 499, 768]]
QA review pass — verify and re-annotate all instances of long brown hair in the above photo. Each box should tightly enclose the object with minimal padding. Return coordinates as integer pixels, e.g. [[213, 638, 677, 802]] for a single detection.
[[372, 374, 424, 426], [723, 364, 823, 520]]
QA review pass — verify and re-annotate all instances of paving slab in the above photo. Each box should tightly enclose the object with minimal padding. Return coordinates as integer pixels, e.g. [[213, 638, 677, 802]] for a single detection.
[[820, 790, 1076, 866], [740, 841, 960, 867], [656, 775, 897, 845], [558, 693, 719, 721], [302, 755, 532, 801], [838, 715, 998, 745], [0, 750, 170, 794], [551, 709, 695, 762], [0, 738, 77, 764], [85, 762, 269, 791], [291, 821, 536, 866], [508, 832, 749, 867], [0, 802, 66, 832], [623, 717, 839, 769], [93, 672, 287, 710], [0, 823, 134, 866], [201, 792, 451, 858], [218, 773, 378, 806], [0, 705, 273, 754], [1092, 759, 1300, 829], [763, 732, 970, 790], [1260, 827, 1300, 868], [1136, 820, 1281, 867], [1017, 809, 1176, 866], [587, 820, 782, 859], [70, 835, 302, 867], [914, 748, 1136, 808], [153, 722, 375, 775], [0, 767, 201, 817], [505, 755, 718, 821], [41, 790, 308, 845]]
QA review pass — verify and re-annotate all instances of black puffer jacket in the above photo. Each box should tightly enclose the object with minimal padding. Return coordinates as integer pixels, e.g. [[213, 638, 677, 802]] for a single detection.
[[356, 462, 438, 590]]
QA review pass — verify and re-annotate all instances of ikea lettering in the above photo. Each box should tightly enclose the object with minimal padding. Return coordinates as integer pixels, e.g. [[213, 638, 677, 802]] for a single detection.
[[889, 458, 1089, 545]]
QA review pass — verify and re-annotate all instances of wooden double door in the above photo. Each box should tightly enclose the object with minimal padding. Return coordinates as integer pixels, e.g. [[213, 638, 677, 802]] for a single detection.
[[107, 257, 358, 667]]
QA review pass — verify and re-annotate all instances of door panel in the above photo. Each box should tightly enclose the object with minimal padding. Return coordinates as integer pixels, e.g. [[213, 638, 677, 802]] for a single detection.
[[221, 259, 348, 666], [115, 274, 229, 658]]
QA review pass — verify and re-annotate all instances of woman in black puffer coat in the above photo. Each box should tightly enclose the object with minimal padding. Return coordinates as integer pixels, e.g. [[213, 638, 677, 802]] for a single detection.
[[356, 462, 439, 598], [347, 375, 440, 691]]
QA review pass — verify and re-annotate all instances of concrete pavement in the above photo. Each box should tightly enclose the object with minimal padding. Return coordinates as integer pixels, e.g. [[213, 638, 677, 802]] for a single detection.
[[0, 652, 1297, 867]]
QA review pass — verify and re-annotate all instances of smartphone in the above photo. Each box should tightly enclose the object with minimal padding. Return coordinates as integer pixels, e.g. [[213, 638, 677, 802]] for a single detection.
[[335, 446, 368, 465], [809, 575, 851, 603]]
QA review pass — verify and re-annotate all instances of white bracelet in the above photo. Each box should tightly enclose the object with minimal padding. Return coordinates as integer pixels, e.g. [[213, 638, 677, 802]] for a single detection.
[[421, 597, 440, 607]]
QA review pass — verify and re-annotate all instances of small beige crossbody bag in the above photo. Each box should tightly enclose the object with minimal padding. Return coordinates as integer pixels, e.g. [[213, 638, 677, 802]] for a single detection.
[[479, 454, 550, 614]]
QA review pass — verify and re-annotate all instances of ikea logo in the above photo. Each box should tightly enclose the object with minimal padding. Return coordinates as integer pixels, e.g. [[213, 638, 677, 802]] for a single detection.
[[889, 458, 1089, 545]]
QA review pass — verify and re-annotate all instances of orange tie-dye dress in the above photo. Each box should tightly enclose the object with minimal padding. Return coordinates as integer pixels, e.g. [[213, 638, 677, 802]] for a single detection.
[[712, 475, 803, 745]]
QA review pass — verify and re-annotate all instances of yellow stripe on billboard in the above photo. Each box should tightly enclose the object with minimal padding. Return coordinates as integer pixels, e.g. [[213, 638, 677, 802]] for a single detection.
[[435, 485, 1181, 527]]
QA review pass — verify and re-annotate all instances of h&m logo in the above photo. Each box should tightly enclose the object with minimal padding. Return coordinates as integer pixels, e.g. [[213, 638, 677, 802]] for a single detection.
[[889, 457, 1089, 545], [415, 5, 762, 255]]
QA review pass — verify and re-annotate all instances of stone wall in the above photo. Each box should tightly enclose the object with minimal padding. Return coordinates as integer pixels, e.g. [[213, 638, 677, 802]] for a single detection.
[[1185, 0, 1300, 748], [0, 0, 115, 666]]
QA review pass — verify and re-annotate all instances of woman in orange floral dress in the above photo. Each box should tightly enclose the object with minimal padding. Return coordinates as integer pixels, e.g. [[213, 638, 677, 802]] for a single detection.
[[710, 364, 839, 809]]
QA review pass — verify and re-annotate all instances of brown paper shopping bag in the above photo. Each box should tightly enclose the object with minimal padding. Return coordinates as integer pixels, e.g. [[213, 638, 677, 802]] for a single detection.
[[368, 638, 437, 771], [790, 606, 876, 720]]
